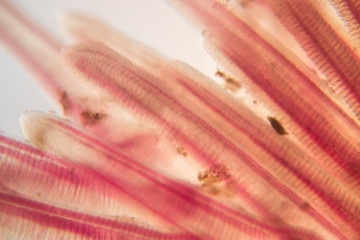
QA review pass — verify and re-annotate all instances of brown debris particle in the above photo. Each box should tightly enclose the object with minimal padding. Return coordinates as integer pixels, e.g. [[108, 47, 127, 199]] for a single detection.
[[198, 171, 209, 182], [59, 91, 71, 113], [215, 70, 225, 78], [201, 183, 221, 195], [198, 163, 231, 184], [267, 116, 288, 135], [198, 164, 235, 197], [81, 110, 106, 126], [300, 202, 311, 211], [215, 70, 241, 92], [176, 147, 187, 157]]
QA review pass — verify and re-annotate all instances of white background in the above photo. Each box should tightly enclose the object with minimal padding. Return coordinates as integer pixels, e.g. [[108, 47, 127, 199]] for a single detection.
[[0, 0, 215, 138]]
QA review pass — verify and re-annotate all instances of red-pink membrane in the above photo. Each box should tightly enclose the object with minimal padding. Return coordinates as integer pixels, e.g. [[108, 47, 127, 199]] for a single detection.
[[202, 27, 360, 188], [264, 0, 360, 121], [0, 0, 78, 113], [60, 12, 360, 208], [0, 186, 196, 240], [1, 0, 359, 239], [60, 12, 169, 74], [20, 111, 315, 240], [166, 0, 360, 176], [0, 134, 184, 233], [61, 42, 359, 239], [167, 0, 360, 197], [0, 0, 182, 170]]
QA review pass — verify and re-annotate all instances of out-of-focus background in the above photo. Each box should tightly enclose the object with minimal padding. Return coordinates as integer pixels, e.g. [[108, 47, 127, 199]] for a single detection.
[[0, 0, 215, 138]]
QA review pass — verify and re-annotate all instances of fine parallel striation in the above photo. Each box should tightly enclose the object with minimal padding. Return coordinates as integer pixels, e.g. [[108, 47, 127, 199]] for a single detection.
[[62, 42, 359, 239], [0, 0, 359, 239], [21, 112, 296, 240]]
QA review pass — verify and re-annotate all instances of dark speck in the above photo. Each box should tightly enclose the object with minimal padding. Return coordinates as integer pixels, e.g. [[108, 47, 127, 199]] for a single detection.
[[267, 116, 288, 135]]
